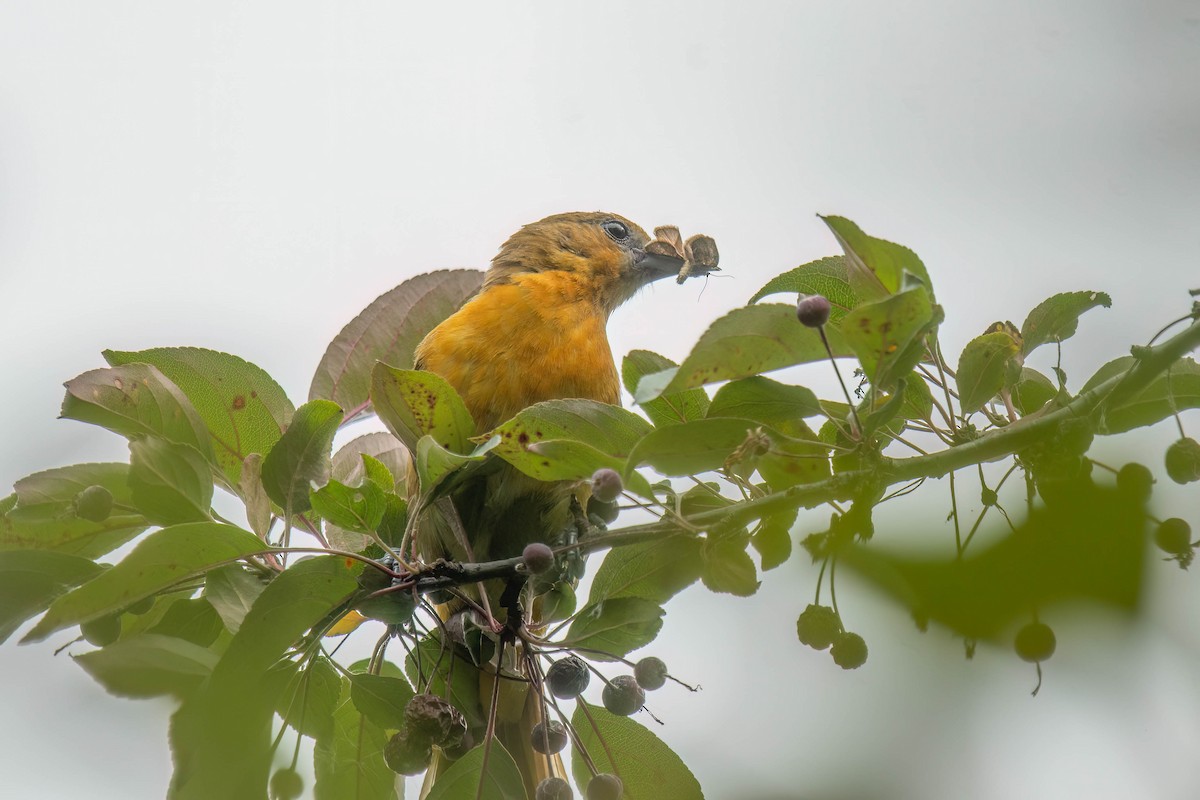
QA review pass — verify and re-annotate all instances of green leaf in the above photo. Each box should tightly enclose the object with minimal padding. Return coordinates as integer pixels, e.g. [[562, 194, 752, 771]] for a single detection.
[[349, 672, 416, 729], [414, 435, 497, 497], [1011, 367, 1058, 416], [314, 678, 394, 800], [146, 597, 224, 647], [956, 331, 1022, 413], [747, 255, 858, 319], [310, 479, 386, 535], [634, 304, 850, 402], [204, 564, 266, 635], [327, 433, 410, 550], [571, 702, 704, 800], [622, 350, 709, 426], [841, 484, 1145, 640], [1021, 290, 1112, 355], [24, 522, 265, 642], [518, 438, 652, 497], [488, 399, 651, 477], [104, 347, 295, 488], [626, 417, 764, 477], [840, 287, 935, 390], [73, 633, 218, 699], [566, 597, 664, 660], [128, 437, 214, 525], [261, 399, 343, 516], [61, 363, 214, 461], [756, 419, 831, 491], [169, 556, 358, 800], [1082, 356, 1200, 433], [700, 535, 759, 596], [0, 550, 103, 644], [820, 215, 935, 302], [310, 269, 484, 419], [752, 513, 794, 571], [588, 537, 703, 606], [706, 376, 822, 424], [237, 453, 272, 539], [425, 742, 524, 800], [371, 364, 477, 454], [272, 656, 342, 741], [3, 463, 148, 558]]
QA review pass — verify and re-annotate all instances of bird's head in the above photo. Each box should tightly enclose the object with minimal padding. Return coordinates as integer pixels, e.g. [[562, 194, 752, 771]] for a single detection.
[[484, 211, 683, 315]]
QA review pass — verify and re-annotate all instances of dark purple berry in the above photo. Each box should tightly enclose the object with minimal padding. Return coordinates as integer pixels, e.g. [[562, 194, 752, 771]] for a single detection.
[[1154, 518, 1193, 556], [530, 719, 568, 754], [830, 632, 868, 669], [269, 767, 303, 800], [1116, 462, 1154, 503], [536, 776, 574, 800], [545, 655, 590, 699], [591, 468, 624, 504], [587, 773, 624, 800], [795, 604, 841, 651], [383, 728, 431, 775], [633, 656, 668, 691], [1165, 438, 1200, 484], [523, 542, 555, 575], [404, 694, 466, 749], [1015, 621, 1056, 663], [796, 294, 832, 328], [601, 675, 645, 716]]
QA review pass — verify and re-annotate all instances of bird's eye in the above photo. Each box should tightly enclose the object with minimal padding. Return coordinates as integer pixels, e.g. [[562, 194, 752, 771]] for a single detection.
[[602, 220, 630, 241]]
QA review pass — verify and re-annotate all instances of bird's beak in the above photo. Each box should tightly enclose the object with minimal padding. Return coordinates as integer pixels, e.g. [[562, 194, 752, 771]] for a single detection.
[[632, 248, 683, 283]]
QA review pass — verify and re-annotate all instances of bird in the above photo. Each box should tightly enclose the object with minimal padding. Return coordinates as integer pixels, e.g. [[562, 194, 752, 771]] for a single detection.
[[410, 211, 685, 795]]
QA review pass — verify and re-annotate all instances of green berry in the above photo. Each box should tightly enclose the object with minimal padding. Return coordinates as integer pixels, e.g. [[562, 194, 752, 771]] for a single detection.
[[269, 767, 303, 800], [536, 776, 574, 800], [74, 485, 114, 522], [1014, 621, 1056, 663], [588, 496, 620, 525], [523, 542, 555, 575], [795, 604, 841, 651], [591, 468, 624, 504], [980, 488, 998, 507], [404, 694, 466, 749], [1154, 518, 1193, 556], [633, 656, 668, 691], [1116, 462, 1154, 503], [81, 614, 121, 647], [1165, 438, 1200, 484], [587, 773, 624, 800], [545, 655, 590, 699], [830, 632, 868, 669], [796, 294, 832, 328], [383, 728, 432, 776], [601, 675, 645, 716], [530, 720, 568, 754]]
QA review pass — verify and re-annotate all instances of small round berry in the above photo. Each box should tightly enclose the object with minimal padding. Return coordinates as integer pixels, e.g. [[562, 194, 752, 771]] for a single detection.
[[536, 776, 574, 800], [74, 485, 114, 522], [602, 675, 645, 716], [591, 468, 624, 504], [1116, 462, 1154, 503], [81, 614, 121, 647], [530, 719, 569, 754], [587, 772, 624, 800], [383, 728, 432, 775], [545, 655, 591, 699], [1165, 438, 1200, 485], [126, 596, 156, 615], [523, 542, 556, 575], [588, 496, 620, 525], [1014, 621, 1056, 663], [980, 488, 998, 507], [269, 767, 303, 800], [1154, 518, 1193, 556], [795, 604, 841, 651], [796, 294, 832, 328], [633, 656, 668, 691], [404, 694, 466, 749], [830, 632, 868, 669]]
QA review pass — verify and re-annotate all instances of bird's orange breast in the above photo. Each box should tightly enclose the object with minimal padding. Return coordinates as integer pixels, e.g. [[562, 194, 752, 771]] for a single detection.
[[415, 271, 621, 432]]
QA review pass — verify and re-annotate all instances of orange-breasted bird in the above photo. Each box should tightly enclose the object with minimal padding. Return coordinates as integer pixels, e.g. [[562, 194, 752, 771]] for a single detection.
[[410, 212, 685, 794]]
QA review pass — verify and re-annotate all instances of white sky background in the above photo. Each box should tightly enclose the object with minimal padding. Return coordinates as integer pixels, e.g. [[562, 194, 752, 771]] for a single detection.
[[1, 1, 1199, 798]]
